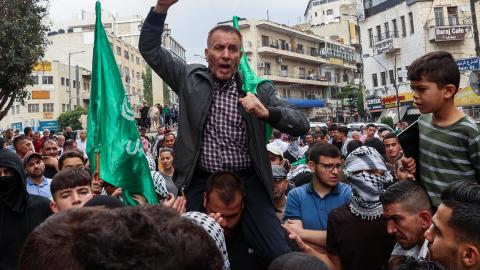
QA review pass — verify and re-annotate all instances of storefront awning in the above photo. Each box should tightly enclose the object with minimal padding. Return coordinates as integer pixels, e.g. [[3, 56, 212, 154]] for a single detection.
[[285, 98, 326, 108]]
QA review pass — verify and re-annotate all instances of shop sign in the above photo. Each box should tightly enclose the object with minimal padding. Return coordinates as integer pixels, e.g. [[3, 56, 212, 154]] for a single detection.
[[456, 57, 480, 71], [435, 26, 471, 41]]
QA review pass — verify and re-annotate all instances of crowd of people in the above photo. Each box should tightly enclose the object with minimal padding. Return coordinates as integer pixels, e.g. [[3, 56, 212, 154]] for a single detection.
[[1, 0, 479, 269], [139, 101, 179, 130]]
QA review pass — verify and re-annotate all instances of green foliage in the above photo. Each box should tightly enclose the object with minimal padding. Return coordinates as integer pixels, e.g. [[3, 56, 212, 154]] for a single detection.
[[142, 66, 153, 106], [336, 84, 361, 116], [381, 116, 394, 129], [0, 0, 50, 121], [356, 87, 366, 117], [163, 81, 171, 105], [58, 107, 88, 130]]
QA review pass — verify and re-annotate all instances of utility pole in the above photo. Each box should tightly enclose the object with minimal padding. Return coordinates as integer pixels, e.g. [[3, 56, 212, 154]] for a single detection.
[[470, 0, 480, 57], [68, 51, 85, 111]]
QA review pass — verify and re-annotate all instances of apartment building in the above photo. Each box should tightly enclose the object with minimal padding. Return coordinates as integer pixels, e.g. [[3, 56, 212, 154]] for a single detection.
[[360, 0, 480, 121], [1, 61, 91, 131], [227, 19, 360, 120]]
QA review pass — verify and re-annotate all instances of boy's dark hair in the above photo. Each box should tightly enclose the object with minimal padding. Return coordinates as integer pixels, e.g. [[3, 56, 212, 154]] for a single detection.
[[268, 252, 329, 270], [364, 138, 386, 159], [407, 51, 460, 90], [366, 123, 377, 129], [396, 257, 447, 270], [64, 139, 76, 149], [50, 168, 91, 199], [308, 142, 341, 163], [378, 127, 387, 134], [328, 124, 338, 132], [383, 132, 398, 141], [312, 132, 326, 141], [208, 25, 242, 47], [337, 126, 349, 137], [58, 150, 85, 170], [205, 171, 245, 205], [440, 180, 480, 246], [24, 127, 32, 136], [380, 180, 432, 214]]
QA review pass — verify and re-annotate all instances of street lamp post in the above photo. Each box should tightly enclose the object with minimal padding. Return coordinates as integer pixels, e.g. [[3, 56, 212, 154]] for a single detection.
[[68, 50, 85, 111], [363, 53, 401, 123]]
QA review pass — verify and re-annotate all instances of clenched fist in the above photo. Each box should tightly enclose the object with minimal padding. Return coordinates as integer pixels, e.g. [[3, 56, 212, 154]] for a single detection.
[[239, 92, 269, 120], [154, 0, 179, 13]]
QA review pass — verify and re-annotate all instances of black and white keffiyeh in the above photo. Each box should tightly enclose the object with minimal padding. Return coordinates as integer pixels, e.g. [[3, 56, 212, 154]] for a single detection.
[[344, 146, 393, 220], [183, 211, 230, 270], [146, 156, 168, 199]]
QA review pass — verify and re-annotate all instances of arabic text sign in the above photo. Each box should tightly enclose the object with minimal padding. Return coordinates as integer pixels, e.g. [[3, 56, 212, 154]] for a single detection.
[[373, 38, 394, 54], [435, 26, 471, 41], [456, 57, 480, 71]]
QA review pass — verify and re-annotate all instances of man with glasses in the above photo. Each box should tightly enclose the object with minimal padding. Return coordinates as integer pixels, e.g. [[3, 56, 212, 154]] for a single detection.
[[283, 143, 351, 252]]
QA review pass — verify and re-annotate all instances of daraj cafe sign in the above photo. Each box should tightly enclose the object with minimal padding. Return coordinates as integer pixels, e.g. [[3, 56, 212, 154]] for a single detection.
[[435, 26, 471, 41]]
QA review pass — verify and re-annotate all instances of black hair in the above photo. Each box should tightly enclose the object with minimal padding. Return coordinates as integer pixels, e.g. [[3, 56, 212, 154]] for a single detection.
[[58, 150, 85, 170], [395, 257, 447, 270], [366, 123, 377, 129], [407, 51, 460, 90], [205, 171, 245, 205], [328, 124, 338, 132], [346, 140, 363, 157], [13, 135, 27, 149], [268, 252, 329, 270], [380, 180, 432, 213], [440, 180, 480, 246], [383, 132, 398, 141], [40, 138, 57, 150], [364, 138, 386, 160], [312, 132, 325, 141], [308, 142, 341, 163], [378, 127, 387, 134], [337, 126, 349, 137], [50, 168, 91, 198], [24, 127, 32, 135]]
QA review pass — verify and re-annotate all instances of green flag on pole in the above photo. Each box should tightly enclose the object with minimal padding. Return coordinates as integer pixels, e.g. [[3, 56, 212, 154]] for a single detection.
[[86, 1, 158, 205], [233, 16, 273, 142]]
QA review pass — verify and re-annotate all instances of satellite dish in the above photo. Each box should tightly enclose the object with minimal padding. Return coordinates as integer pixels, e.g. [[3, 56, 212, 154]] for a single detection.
[[469, 70, 480, 95]]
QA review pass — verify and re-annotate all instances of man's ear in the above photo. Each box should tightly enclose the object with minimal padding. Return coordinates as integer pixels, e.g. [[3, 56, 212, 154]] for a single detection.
[[461, 244, 480, 267], [418, 210, 433, 230], [50, 200, 59, 213], [204, 48, 209, 62], [443, 84, 457, 99], [307, 160, 316, 171]]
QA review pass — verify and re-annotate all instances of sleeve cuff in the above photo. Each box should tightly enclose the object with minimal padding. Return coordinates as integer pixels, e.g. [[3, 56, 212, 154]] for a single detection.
[[267, 107, 281, 125], [146, 7, 167, 26]]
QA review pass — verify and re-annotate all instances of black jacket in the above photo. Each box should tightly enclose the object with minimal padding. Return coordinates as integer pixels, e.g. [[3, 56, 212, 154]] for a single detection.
[[0, 150, 52, 270], [139, 10, 309, 198]]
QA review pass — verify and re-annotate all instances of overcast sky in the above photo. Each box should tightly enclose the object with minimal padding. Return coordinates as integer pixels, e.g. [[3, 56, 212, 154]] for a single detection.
[[48, 0, 309, 62]]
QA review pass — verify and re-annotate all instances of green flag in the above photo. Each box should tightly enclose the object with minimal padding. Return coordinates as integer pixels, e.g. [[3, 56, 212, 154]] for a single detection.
[[87, 1, 158, 205], [233, 16, 273, 142]]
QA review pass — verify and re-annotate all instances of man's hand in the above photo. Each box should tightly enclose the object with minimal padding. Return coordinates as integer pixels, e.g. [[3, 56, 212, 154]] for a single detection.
[[154, 0, 178, 13], [132, 194, 147, 205], [43, 156, 59, 171], [282, 224, 314, 254], [91, 173, 103, 195], [111, 188, 122, 198], [239, 93, 270, 120], [162, 193, 186, 214], [284, 219, 304, 238], [401, 157, 416, 175], [208, 213, 227, 228]]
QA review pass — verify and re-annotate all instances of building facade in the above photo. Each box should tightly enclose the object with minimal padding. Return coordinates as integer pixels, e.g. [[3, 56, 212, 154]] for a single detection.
[[225, 19, 361, 120], [360, 0, 480, 122]]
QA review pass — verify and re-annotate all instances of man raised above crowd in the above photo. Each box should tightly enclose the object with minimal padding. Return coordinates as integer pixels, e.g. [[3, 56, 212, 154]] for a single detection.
[[139, 0, 309, 263]]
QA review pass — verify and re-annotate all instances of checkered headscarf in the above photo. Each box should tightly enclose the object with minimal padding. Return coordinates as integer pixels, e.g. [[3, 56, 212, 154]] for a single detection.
[[183, 211, 230, 270], [146, 156, 167, 199], [344, 146, 393, 220]]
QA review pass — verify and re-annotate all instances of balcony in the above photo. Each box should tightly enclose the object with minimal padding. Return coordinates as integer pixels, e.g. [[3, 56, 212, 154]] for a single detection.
[[426, 16, 472, 42], [259, 72, 337, 87]]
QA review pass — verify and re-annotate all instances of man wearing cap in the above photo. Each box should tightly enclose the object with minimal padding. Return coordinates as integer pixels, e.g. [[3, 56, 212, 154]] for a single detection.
[[272, 165, 289, 221], [24, 153, 53, 200], [283, 143, 351, 251]]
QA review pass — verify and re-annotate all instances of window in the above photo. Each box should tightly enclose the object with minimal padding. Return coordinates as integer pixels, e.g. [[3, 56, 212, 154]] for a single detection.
[[299, 67, 306, 78], [116, 46, 121, 55], [136, 57, 140, 65], [327, 9, 333, 15], [408, 12, 414, 34], [401, 16, 406, 37], [30, 75, 39, 85], [397, 68, 403, 82], [28, 104, 39, 113], [124, 50, 129, 60], [376, 25, 382, 41], [124, 67, 130, 78], [83, 82, 87, 90], [310, 47, 317, 57], [447, 7, 459, 25], [137, 72, 140, 80], [279, 39, 287, 50], [368, 28, 373, 47], [16, 105, 19, 114], [10, 107, 14, 115], [392, 19, 398, 37], [66, 78, 70, 87], [43, 103, 54, 112], [42, 76, 53, 84], [325, 71, 332, 81], [380, 71, 386, 86], [73, 80, 76, 89], [280, 65, 288, 77], [389, 70, 395, 84], [434, 7, 445, 26], [315, 12, 318, 17], [264, 62, 271, 75], [61, 77, 65, 86], [297, 44, 304, 54], [343, 73, 348, 82], [261, 35, 269, 47], [62, 104, 66, 112], [384, 22, 390, 38]]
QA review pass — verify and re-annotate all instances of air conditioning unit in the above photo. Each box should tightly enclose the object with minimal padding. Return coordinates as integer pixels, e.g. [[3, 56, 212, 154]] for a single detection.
[[277, 57, 283, 63], [258, 62, 265, 68]]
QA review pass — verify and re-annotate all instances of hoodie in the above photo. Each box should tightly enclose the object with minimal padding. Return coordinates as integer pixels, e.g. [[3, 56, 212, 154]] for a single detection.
[[0, 150, 52, 270]]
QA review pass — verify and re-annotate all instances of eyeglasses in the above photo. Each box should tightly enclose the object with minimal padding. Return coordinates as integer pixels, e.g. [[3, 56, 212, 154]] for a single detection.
[[317, 162, 343, 172]]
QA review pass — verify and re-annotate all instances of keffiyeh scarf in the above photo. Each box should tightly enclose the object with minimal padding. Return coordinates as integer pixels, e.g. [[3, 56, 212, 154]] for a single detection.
[[183, 211, 230, 270], [344, 146, 393, 220]]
